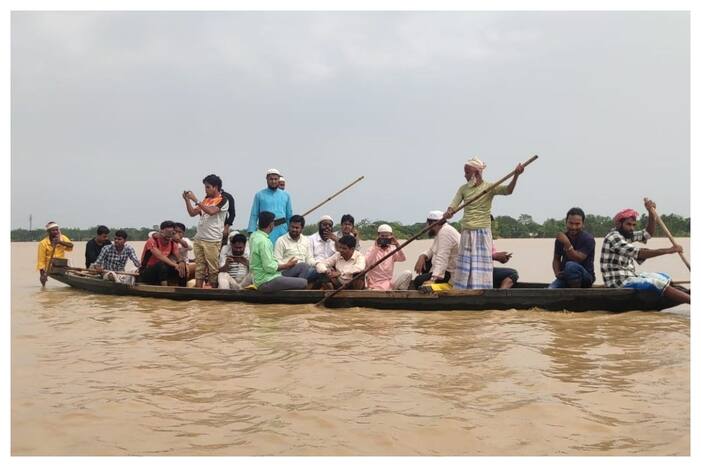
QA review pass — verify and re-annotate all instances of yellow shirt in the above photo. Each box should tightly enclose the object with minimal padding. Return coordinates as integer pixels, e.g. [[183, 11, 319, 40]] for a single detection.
[[36, 234, 73, 271], [450, 181, 510, 230]]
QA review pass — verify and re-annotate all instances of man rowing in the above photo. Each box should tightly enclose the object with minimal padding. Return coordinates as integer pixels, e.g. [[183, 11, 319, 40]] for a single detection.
[[601, 200, 690, 304], [444, 157, 524, 289], [37, 221, 74, 286]]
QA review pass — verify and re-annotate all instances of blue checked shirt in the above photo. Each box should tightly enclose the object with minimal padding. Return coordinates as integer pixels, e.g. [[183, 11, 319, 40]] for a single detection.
[[92, 244, 141, 272], [600, 228, 651, 288]]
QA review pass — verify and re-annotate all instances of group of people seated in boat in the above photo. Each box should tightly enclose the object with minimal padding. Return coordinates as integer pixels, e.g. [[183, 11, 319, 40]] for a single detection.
[[36, 158, 690, 304]]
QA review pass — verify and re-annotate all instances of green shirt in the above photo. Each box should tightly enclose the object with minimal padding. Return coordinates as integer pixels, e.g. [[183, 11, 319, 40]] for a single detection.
[[249, 230, 281, 286], [450, 181, 510, 230]]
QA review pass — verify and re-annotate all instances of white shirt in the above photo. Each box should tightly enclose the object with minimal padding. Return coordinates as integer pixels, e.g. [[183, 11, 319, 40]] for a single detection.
[[423, 223, 461, 279], [316, 250, 366, 284], [218, 244, 250, 280], [308, 232, 337, 263], [274, 233, 315, 265]]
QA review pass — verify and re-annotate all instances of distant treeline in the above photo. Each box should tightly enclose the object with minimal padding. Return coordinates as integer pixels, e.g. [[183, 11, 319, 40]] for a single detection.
[[11, 213, 690, 242]]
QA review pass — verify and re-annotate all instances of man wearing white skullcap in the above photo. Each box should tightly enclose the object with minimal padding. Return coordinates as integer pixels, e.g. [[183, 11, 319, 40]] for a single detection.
[[278, 177, 286, 190], [413, 210, 461, 289], [444, 157, 524, 289], [308, 215, 337, 264], [364, 224, 412, 290], [248, 168, 293, 245], [36, 221, 74, 286]]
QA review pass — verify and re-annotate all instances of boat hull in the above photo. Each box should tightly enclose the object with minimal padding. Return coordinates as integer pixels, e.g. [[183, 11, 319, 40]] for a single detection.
[[48, 268, 680, 312]]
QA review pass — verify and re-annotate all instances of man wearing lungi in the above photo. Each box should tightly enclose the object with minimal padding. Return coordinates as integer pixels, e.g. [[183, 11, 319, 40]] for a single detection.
[[444, 157, 524, 289]]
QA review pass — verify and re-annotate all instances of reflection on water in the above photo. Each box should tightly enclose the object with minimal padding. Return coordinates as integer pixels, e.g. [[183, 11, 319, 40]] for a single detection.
[[11, 242, 689, 455]]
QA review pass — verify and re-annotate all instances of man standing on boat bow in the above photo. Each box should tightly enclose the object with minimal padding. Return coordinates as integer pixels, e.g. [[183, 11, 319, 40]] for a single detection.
[[444, 157, 524, 289]]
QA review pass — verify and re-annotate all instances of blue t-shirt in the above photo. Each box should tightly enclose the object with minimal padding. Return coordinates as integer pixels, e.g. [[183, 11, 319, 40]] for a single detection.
[[554, 231, 596, 280]]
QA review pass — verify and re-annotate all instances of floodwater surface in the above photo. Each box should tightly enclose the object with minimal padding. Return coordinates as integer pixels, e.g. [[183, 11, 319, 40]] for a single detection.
[[11, 239, 690, 455]]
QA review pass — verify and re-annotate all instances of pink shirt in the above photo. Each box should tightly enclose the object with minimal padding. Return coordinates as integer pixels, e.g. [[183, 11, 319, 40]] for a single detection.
[[364, 244, 406, 291]]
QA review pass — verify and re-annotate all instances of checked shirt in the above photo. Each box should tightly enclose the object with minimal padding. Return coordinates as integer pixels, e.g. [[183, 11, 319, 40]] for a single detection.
[[600, 228, 651, 288], [92, 244, 141, 272]]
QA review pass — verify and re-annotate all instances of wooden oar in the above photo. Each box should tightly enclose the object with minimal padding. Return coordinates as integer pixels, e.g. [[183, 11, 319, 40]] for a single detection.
[[301, 176, 365, 218], [41, 243, 57, 287], [67, 266, 140, 277], [645, 198, 690, 271], [316, 155, 538, 307]]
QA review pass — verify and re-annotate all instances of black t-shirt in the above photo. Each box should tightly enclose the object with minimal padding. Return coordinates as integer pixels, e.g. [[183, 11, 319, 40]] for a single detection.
[[222, 190, 236, 226], [554, 231, 596, 280], [85, 238, 112, 268]]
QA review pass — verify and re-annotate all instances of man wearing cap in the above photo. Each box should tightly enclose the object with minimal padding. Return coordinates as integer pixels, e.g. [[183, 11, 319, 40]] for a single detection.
[[308, 215, 337, 264], [37, 221, 74, 286], [600, 198, 690, 304], [413, 211, 461, 289], [247, 169, 293, 246], [364, 224, 412, 290], [278, 177, 286, 190], [445, 157, 524, 289]]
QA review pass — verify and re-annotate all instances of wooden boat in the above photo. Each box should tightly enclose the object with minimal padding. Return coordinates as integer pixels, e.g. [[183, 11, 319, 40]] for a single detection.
[[47, 259, 684, 312]]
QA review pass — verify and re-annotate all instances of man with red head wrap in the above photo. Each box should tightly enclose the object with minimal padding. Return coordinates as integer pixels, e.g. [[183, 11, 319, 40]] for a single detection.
[[600, 198, 689, 304]]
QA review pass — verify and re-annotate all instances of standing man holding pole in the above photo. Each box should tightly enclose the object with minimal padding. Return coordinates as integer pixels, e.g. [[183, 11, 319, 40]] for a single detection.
[[445, 157, 524, 289], [37, 221, 74, 286]]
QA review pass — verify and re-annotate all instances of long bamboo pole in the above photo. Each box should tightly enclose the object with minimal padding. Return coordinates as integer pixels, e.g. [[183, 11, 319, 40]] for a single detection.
[[301, 176, 365, 218], [645, 198, 690, 271], [316, 155, 538, 306]]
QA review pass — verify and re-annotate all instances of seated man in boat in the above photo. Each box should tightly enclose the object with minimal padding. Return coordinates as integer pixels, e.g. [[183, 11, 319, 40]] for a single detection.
[[308, 215, 337, 263], [37, 221, 74, 286], [316, 235, 366, 290], [492, 247, 518, 289], [274, 214, 316, 279], [250, 211, 308, 292], [149, 222, 196, 281], [365, 224, 412, 290], [85, 225, 111, 268], [218, 233, 252, 290], [413, 210, 460, 289], [90, 230, 141, 285], [334, 214, 361, 251], [548, 207, 596, 289], [138, 220, 188, 286], [601, 200, 690, 304]]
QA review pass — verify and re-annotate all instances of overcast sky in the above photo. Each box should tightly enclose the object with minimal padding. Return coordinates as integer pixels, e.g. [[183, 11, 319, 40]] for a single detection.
[[10, 11, 689, 231]]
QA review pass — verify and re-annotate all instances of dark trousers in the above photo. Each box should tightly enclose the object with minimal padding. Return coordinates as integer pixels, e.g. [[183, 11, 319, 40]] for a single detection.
[[139, 262, 187, 286], [493, 267, 519, 288], [412, 258, 451, 289]]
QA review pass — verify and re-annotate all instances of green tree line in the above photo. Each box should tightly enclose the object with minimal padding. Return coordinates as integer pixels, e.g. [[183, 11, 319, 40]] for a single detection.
[[12, 213, 690, 242]]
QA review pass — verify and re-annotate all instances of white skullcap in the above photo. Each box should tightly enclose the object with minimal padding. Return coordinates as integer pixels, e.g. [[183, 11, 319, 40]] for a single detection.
[[465, 157, 486, 171], [427, 210, 443, 221], [266, 168, 281, 176], [377, 224, 392, 233], [319, 215, 333, 224], [279, 176, 286, 182], [45, 221, 59, 230], [228, 230, 241, 240]]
